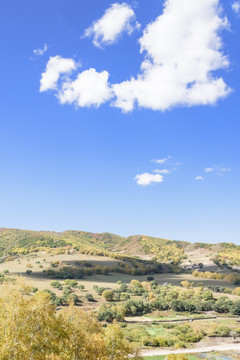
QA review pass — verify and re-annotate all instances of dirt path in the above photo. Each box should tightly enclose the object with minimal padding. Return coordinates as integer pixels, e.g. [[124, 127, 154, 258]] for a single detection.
[[141, 342, 240, 357]]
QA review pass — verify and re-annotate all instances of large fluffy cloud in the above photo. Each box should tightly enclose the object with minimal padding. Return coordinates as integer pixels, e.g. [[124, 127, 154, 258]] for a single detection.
[[84, 2, 140, 48], [113, 0, 231, 111], [58, 68, 112, 107], [40, 0, 231, 112]]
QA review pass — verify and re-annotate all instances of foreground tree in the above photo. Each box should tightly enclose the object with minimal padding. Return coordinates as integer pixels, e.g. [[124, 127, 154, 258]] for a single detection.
[[0, 280, 140, 360]]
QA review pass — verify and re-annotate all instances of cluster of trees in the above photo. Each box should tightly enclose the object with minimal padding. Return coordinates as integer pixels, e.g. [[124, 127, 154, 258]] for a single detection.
[[47, 279, 92, 306], [139, 236, 187, 264], [96, 280, 240, 324], [46, 277, 240, 324], [192, 270, 240, 284], [0, 281, 140, 359], [43, 257, 180, 279], [207, 284, 240, 296], [215, 243, 240, 266], [123, 318, 240, 349], [141, 323, 204, 348]]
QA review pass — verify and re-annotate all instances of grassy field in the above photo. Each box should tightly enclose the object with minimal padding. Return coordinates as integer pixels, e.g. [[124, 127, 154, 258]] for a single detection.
[[1, 251, 238, 291], [0, 250, 239, 312], [122, 318, 240, 348]]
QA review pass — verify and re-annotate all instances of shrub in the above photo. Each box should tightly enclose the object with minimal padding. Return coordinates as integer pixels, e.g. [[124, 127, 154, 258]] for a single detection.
[[50, 261, 59, 268], [142, 337, 152, 346], [167, 355, 188, 360], [215, 325, 231, 337], [213, 297, 233, 313], [85, 293, 94, 302], [130, 280, 141, 287], [50, 281, 62, 290], [97, 287, 106, 295], [119, 284, 128, 292], [64, 279, 78, 287], [120, 293, 130, 301], [102, 290, 114, 302]]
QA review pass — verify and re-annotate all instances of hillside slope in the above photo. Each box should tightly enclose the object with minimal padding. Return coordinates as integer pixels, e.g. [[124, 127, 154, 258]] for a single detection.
[[0, 228, 239, 266]]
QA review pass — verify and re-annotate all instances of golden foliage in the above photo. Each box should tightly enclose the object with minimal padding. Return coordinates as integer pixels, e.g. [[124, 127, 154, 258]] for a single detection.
[[167, 355, 188, 360], [0, 280, 140, 360]]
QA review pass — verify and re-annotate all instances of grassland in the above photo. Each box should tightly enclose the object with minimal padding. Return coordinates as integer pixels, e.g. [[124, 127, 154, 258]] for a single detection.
[[1, 227, 240, 359]]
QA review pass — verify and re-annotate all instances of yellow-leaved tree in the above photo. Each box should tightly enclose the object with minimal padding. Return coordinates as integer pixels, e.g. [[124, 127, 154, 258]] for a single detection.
[[0, 280, 140, 360]]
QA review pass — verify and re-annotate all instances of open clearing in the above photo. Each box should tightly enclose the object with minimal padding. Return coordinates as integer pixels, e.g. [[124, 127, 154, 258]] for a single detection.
[[1, 252, 237, 292]]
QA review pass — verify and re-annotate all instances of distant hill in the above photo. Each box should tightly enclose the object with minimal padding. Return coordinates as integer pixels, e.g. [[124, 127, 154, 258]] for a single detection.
[[0, 228, 239, 267]]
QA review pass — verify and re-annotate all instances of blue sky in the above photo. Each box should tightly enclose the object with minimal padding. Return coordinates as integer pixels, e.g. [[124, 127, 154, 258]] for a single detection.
[[0, 0, 240, 244]]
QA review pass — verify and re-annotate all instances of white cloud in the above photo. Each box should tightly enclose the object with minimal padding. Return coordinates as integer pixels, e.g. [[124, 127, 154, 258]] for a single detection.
[[205, 167, 214, 172], [195, 176, 204, 181], [151, 156, 171, 164], [220, 168, 232, 172], [33, 44, 48, 56], [57, 68, 112, 107], [40, 56, 77, 92], [112, 0, 231, 112], [153, 169, 171, 174], [84, 3, 140, 48], [135, 173, 164, 186], [204, 165, 232, 175], [40, 0, 232, 112], [232, 1, 240, 15]]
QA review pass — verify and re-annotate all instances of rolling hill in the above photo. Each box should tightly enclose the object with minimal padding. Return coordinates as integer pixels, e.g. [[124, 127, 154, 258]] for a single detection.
[[0, 228, 239, 267]]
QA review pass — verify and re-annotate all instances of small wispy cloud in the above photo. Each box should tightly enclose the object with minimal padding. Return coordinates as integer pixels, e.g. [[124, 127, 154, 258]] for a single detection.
[[205, 167, 214, 173], [33, 44, 48, 56], [153, 169, 171, 174], [151, 156, 172, 164], [221, 168, 232, 172], [195, 176, 204, 181], [84, 3, 140, 48], [232, 1, 240, 15], [204, 165, 232, 175], [135, 173, 163, 186]]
